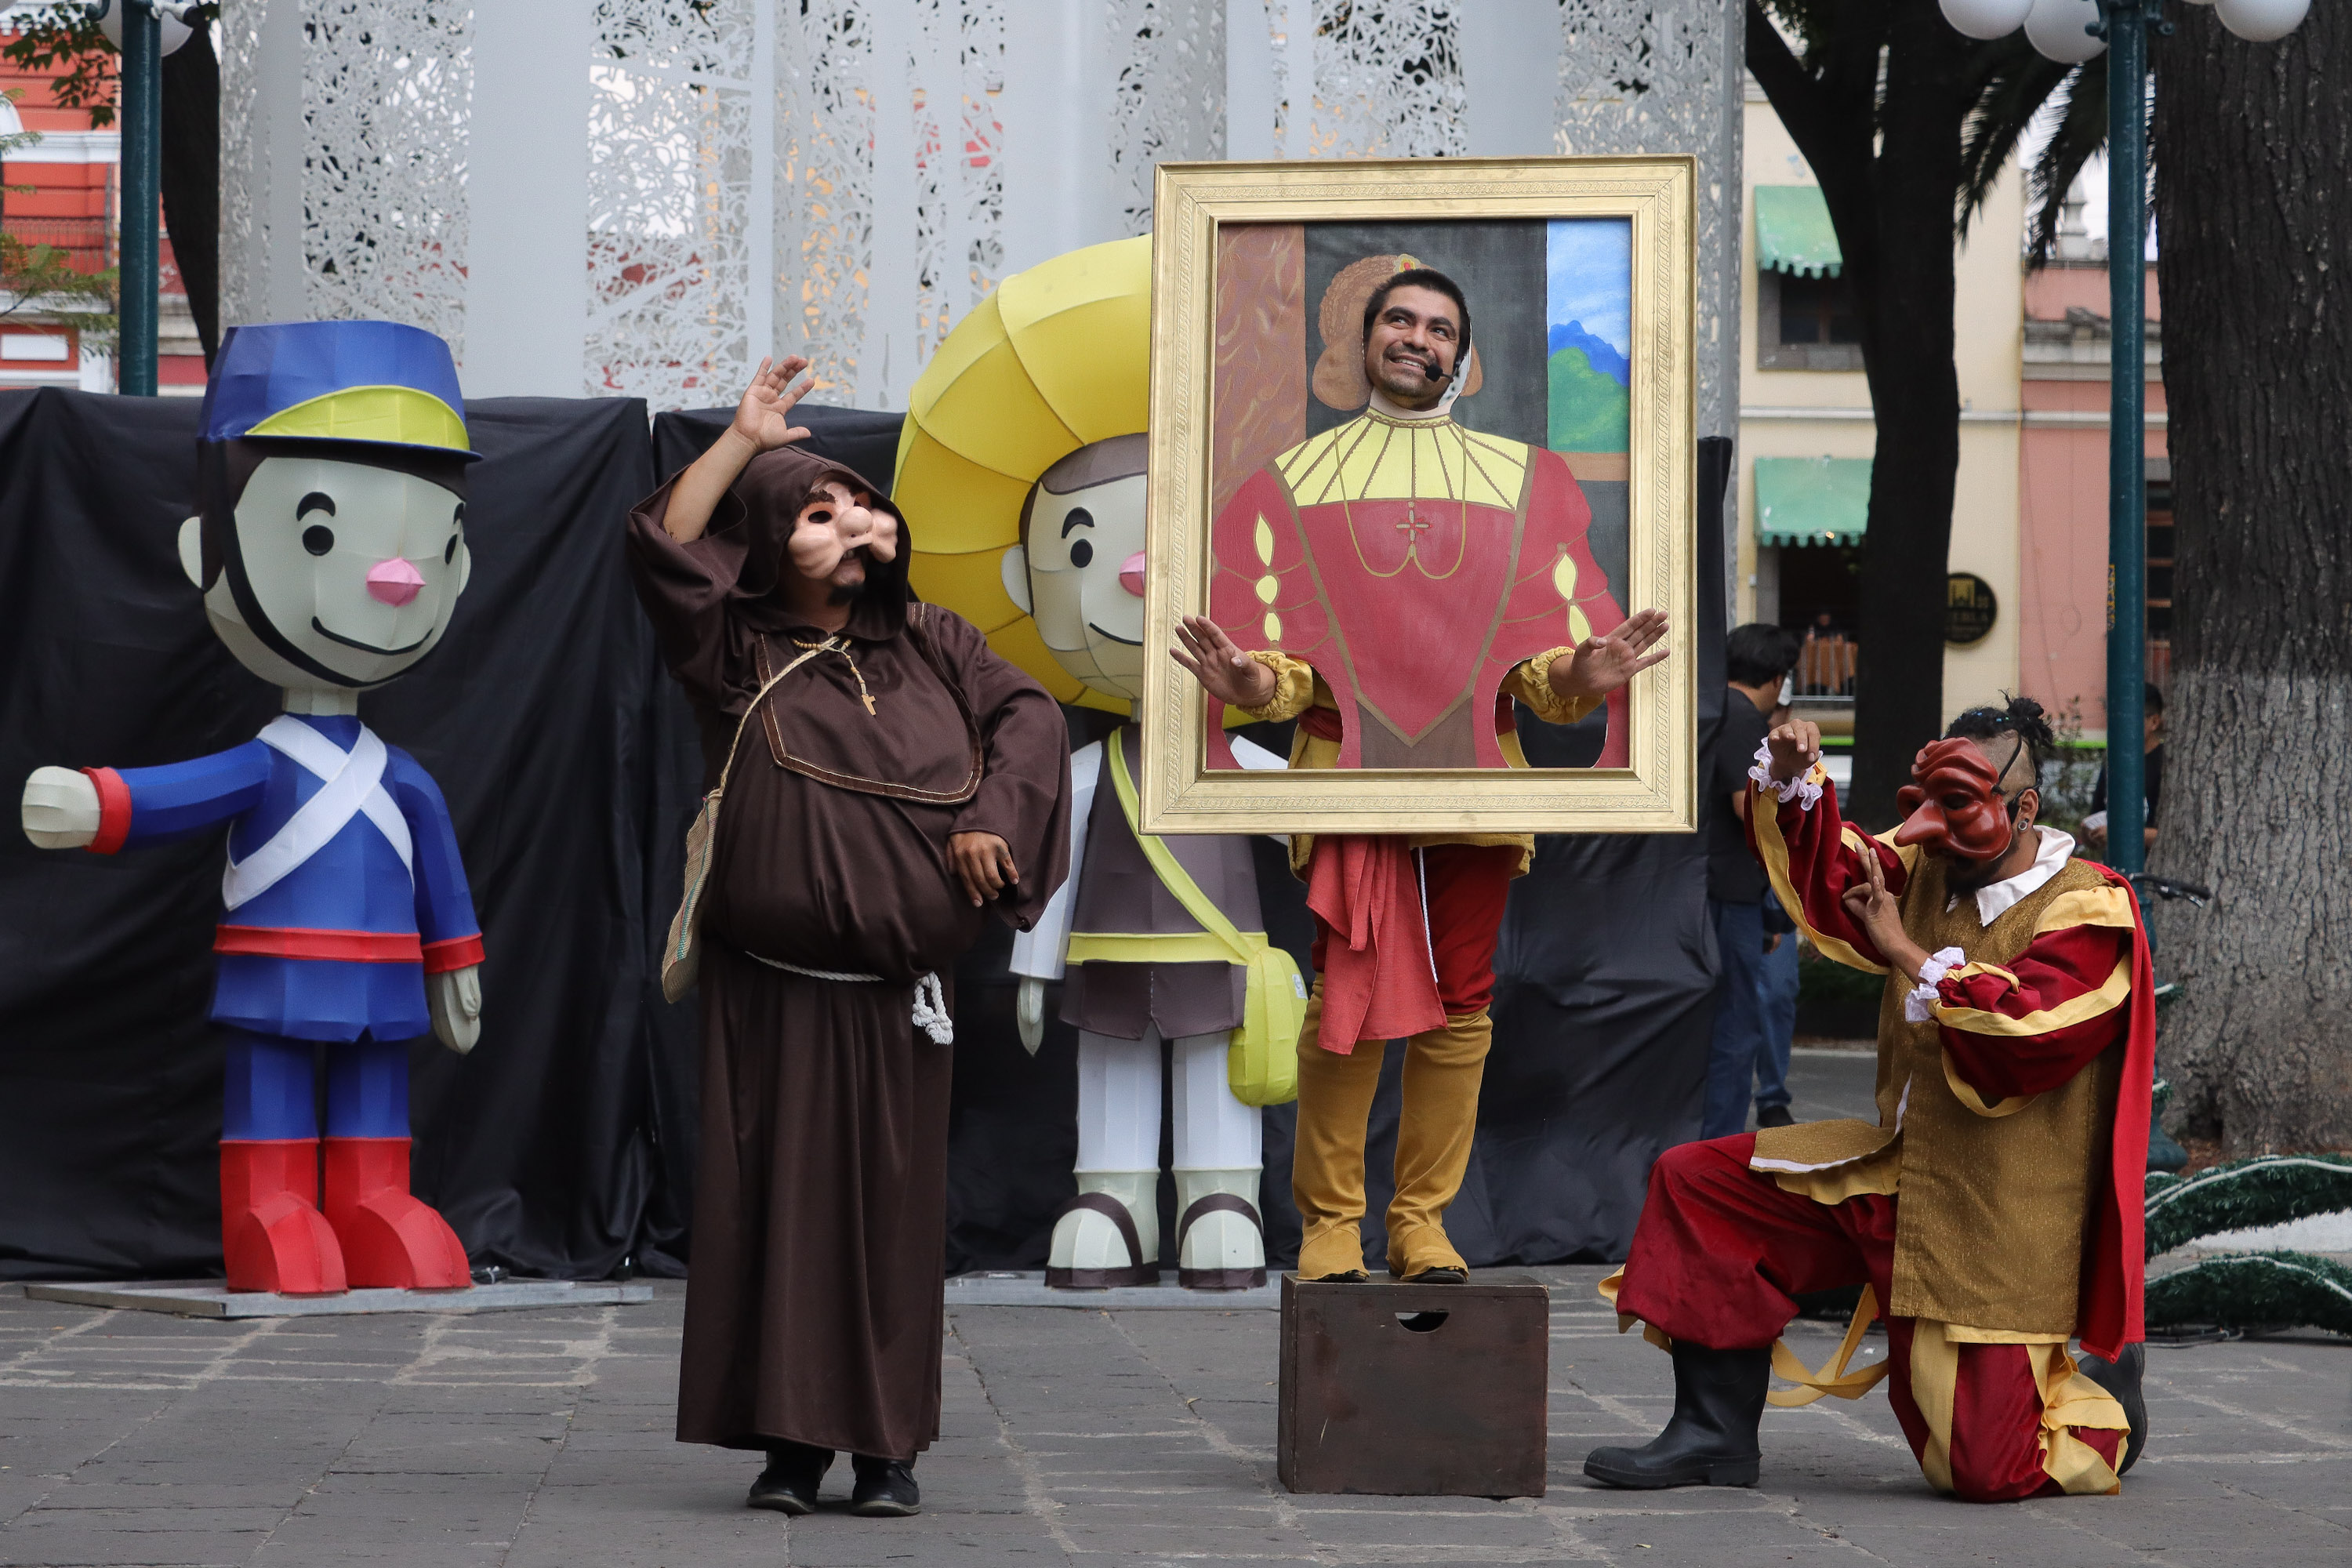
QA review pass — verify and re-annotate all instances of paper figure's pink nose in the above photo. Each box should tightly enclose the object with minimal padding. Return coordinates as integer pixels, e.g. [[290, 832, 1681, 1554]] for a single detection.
[[1120, 551, 1147, 597], [366, 557, 425, 607]]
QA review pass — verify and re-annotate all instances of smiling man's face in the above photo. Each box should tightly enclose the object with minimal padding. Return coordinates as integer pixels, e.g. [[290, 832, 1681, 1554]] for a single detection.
[[1363, 284, 1461, 409], [191, 453, 471, 690]]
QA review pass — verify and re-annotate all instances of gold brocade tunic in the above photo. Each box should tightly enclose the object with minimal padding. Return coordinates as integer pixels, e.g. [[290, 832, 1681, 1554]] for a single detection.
[[1753, 849, 2121, 1335]]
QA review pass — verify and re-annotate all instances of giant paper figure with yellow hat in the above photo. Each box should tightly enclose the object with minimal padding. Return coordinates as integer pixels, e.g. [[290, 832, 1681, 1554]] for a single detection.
[[19, 321, 485, 1298], [898, 237, 1301, 1291]]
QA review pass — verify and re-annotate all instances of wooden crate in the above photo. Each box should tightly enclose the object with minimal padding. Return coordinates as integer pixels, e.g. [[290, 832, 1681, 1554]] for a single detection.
[[1276, 1272, 1548, 1497]]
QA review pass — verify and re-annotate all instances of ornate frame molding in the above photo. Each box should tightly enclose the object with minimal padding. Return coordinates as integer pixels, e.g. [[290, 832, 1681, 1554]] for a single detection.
[[1140, 157, 1697, 837]]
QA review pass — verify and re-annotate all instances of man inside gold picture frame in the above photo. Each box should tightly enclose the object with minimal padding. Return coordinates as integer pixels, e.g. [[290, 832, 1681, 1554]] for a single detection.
[[1172, 250, 1671, 1284]]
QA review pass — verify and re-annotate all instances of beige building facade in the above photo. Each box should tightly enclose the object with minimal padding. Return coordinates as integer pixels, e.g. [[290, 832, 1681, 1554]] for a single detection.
[[1736, 78, 2030, 731]]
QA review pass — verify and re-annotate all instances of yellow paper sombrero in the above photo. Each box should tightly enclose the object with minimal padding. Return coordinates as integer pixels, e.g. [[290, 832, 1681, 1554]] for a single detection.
[[894, 234, 1151, 713]]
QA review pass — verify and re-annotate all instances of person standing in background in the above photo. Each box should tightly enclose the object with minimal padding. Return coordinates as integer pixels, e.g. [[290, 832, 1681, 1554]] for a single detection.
[[1700, 625, 1801, 1140], [1755, 691, 1801, 1129], [2084, 683, 2164, 855]]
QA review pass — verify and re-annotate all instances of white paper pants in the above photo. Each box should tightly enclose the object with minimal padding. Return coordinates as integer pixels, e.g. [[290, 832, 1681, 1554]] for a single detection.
[[1074, 1024, 1262, 1174]]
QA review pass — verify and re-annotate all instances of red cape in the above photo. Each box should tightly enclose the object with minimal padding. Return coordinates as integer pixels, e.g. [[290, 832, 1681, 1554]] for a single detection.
[[2079, 861, 2154, 1360]]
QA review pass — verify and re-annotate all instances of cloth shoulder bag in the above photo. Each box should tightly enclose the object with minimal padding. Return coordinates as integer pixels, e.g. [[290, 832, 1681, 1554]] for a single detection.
[[661, 637, 840, 1003], [1102, 736, 1303, 1107]]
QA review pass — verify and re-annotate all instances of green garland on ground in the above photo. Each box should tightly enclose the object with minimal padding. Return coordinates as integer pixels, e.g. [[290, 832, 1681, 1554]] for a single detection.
[[2143, 1252, 2352, 1337], [2143, 1155, 2352, 1258]]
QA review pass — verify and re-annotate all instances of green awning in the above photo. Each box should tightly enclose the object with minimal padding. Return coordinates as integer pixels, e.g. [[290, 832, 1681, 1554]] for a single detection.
[[1755, 456, 1870, 546], [1755, 185, 1842, 278]]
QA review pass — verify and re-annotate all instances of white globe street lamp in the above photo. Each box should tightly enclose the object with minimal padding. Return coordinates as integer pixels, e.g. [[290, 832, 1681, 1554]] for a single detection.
[[2214, 0, 2311, 41], [2025, 0, 2111, 60], [1940, 0, 2038, 39]]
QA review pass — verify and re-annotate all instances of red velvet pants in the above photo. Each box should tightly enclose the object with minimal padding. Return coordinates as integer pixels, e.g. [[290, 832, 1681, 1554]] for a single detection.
[[1617, 1135, 2123, 1502], [1308, 844, 1518, 1016]]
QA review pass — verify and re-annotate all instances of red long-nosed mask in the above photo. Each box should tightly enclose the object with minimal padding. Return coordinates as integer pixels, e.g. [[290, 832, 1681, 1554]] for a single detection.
[[1893, 738, 2022, 860]]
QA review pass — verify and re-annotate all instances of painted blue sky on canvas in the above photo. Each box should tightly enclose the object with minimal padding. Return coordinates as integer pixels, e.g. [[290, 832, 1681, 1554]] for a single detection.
[[1546, 218, 1632, 382]]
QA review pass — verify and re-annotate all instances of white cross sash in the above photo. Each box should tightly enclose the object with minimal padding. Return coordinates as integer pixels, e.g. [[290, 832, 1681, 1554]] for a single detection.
[[221, 717, 415, 912]]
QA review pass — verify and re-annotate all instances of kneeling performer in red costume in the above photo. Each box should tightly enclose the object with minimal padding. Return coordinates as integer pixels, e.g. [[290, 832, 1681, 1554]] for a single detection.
[[1588, 697, 2153, 1501]]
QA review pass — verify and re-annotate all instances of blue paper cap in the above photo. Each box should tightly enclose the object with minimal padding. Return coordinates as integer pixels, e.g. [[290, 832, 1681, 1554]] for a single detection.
[[200, 320, 479, 460]]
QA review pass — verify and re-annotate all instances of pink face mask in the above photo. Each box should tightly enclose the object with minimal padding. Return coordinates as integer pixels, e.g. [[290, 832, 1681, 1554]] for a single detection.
[[1893, 738, 2026, 862]]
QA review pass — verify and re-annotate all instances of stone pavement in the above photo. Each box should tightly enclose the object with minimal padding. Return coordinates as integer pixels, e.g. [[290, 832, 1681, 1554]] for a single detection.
[[2, 1045, 2347, 1568], [4, 1272, 2347, 1567]]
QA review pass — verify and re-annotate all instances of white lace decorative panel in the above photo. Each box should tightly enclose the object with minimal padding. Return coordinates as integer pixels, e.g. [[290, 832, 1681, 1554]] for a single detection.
[[297, 1, 474, 358], [586, 0, 754, 408], [216, 4, 263, 327], [1291, 0, 1468, 161], [1554, 0, 1742, 439], [1107, 0, 1228, 235]]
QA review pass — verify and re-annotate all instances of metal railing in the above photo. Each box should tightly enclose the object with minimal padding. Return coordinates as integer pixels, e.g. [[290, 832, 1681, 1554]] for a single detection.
[[1794, 633, 1857, 699], [2, 216, 112, 274]]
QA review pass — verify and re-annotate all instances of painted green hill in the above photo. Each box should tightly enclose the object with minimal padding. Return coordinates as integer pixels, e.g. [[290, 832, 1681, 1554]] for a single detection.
[[1548, 345, 1629, 453]]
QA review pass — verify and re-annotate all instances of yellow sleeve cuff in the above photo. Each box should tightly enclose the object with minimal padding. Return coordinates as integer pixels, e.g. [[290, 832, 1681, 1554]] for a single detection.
[[1504, 647, 1598, 727], [1239, 650, 1316, 723]]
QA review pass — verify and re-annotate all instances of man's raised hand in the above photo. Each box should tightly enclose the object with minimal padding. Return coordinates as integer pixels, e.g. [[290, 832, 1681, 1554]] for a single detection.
[[1765, 719, 1823, 786], [1553, 608, 1671, 699], [1171, 615, 1277, 709], [731, 355, 816, 454]]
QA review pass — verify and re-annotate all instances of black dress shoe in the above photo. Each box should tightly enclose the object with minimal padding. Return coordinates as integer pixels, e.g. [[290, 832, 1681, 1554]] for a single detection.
[[747, 1440, 833, 1514], [1584, 1343, 1769, 1489], [2075, 1341, 2147, 1475], [1755, 1105, 1795, 1129], [848, 1455, 921, 1517]]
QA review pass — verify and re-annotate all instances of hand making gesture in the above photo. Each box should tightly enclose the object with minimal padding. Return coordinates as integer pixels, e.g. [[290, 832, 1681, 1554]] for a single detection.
[[1171, 615, 1278, 709], [1840, 845, 1930, 983], [1548, 608, 1672, 700], [730, 354, 816, 455], [1763, 719, 1824, 786], [659, 357, 819, 545]]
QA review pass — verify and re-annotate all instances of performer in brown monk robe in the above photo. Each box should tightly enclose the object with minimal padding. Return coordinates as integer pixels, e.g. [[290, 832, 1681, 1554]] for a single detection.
[[627, 356, 1071, 1519]]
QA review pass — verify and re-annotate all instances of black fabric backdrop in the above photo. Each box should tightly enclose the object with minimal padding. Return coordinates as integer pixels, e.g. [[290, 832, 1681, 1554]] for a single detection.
[[0, 390, 1725, 1281]]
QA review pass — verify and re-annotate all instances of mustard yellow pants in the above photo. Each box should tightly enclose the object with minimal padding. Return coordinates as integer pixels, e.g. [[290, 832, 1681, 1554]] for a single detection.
[[1290, 985, 1493, 1279]]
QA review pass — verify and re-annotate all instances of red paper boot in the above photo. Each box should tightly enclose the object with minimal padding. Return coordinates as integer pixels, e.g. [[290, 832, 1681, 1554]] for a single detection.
[[220, 1139, 347, 1295], [322, 1138, 472, 1290]]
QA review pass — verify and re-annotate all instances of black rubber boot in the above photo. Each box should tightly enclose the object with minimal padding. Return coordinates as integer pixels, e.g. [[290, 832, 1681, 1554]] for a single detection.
[[1584, 1344, 1769, 1490], [848, 1454, 921, 1517], [747, 1439, 833, 1514], [2075, 1341, 2147, 1475]]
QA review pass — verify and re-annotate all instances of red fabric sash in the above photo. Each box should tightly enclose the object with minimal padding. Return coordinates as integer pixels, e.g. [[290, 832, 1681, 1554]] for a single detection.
[[1304, 836, 1446, 1053]]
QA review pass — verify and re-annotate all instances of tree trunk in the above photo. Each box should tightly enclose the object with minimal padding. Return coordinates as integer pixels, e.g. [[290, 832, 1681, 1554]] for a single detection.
[[1845, 9, 1969, 829], [2151, 6, 2352, 1152], [160, 24, 220, 365], [1748, 1, 1969, 828]]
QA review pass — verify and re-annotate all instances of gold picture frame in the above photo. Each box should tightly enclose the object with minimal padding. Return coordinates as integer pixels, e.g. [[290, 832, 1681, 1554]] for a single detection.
[[1139, 156, 1698, 836]]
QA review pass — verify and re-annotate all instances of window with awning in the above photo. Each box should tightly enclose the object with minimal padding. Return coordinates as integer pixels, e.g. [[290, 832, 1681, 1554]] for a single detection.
[[1755, 456, 1870, 546], [1754, 186, 1843, 278]]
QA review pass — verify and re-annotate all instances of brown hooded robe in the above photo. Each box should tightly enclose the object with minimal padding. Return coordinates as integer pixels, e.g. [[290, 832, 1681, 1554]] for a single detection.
[[626, 448, 1070, 1461]]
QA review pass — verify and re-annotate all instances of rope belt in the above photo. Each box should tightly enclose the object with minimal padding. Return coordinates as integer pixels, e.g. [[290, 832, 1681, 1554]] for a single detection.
[[744, 953, 954, 1044]]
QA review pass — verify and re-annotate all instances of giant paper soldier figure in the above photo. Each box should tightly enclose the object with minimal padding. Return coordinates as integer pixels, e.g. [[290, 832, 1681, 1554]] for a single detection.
[[19, 321, 485, 1296], [895, 237, 1296, 1290]]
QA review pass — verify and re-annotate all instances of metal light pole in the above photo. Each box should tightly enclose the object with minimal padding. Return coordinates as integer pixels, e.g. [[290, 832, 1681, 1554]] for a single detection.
[[116, 0, 162, 397], [2096, 0, 2156, 878]]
